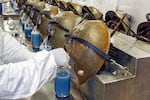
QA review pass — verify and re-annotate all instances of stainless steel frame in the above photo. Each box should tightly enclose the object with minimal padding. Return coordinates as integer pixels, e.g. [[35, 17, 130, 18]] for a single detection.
[[78, 32, 150, 100]]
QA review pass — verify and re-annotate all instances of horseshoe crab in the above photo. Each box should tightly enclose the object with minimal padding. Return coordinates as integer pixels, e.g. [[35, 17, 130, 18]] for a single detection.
[[64, 20, 110, 86]]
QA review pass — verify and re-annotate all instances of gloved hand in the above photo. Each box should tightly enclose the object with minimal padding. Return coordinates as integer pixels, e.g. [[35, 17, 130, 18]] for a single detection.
[[50, 48, 70, 67]]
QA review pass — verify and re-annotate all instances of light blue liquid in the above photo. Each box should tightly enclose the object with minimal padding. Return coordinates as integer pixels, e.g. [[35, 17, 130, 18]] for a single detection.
[[31, 34, 41, 48], [0, 3, 2, 15], [25, 28, 32, 37], [54, 70, 70, 98], [25, 28, 32, 41]]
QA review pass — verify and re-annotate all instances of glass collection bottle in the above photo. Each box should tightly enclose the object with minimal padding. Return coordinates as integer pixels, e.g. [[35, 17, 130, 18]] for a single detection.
[[31, 26, 41, 51], [0, 0, 2, 15], [20, 13, 28, 31], [54, 67, 70, 98], [24, 17, 33, 41]]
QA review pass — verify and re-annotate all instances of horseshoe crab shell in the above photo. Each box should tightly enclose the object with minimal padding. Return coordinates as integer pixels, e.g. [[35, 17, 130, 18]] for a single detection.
[[64, 20, 110, 86], [105, 10, 130, 33], [49, 11, 82, 48], [38, 6, 59, 36], [82, 6, 103, 20], [66, 2, 82, 15], [137, 22, 150, 42]]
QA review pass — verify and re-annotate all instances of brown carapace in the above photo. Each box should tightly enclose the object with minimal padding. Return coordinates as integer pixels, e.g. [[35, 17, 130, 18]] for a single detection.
[[137, 22, 150, 43], [64, 20, 110, 86], [105, 10, 130, 33], [48, 11, 81, 48], [82, 6, 103, 20], [37, 6, 59, 36]]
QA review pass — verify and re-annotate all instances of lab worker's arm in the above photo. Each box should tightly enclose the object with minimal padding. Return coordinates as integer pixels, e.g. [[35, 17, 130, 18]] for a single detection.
[[1, 31, 34, 64], [0, 30, 70, 99], [0, 50, 58, 99]]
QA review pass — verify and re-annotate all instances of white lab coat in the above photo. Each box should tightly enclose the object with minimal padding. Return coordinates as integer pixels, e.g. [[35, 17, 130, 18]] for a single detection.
[[0, 29, 61, 99], [0, 31, 2, 64]]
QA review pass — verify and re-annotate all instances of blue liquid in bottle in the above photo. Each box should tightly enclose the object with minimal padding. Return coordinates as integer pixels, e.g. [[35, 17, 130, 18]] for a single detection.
[[24, 24, 32, 41], [0, 3, 2, 15], [31, 26, 41, 52], [55, 69, 70, 98], [25, 28, 32, 41], [31, 34, 40, 48]]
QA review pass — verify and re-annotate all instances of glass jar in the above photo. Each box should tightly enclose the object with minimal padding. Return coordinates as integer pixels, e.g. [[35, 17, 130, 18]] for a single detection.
[[31, 26, 41, 52], [24, 17, 33, 41], [54, 67, 70, 98], [0, 0, 2, 15]]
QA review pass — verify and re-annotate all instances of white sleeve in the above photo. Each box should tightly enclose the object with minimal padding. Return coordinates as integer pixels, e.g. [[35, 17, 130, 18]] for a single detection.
[[0, 50, 57, 99], [1, 31, 34, 64], [0, 30, 71, 99]]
